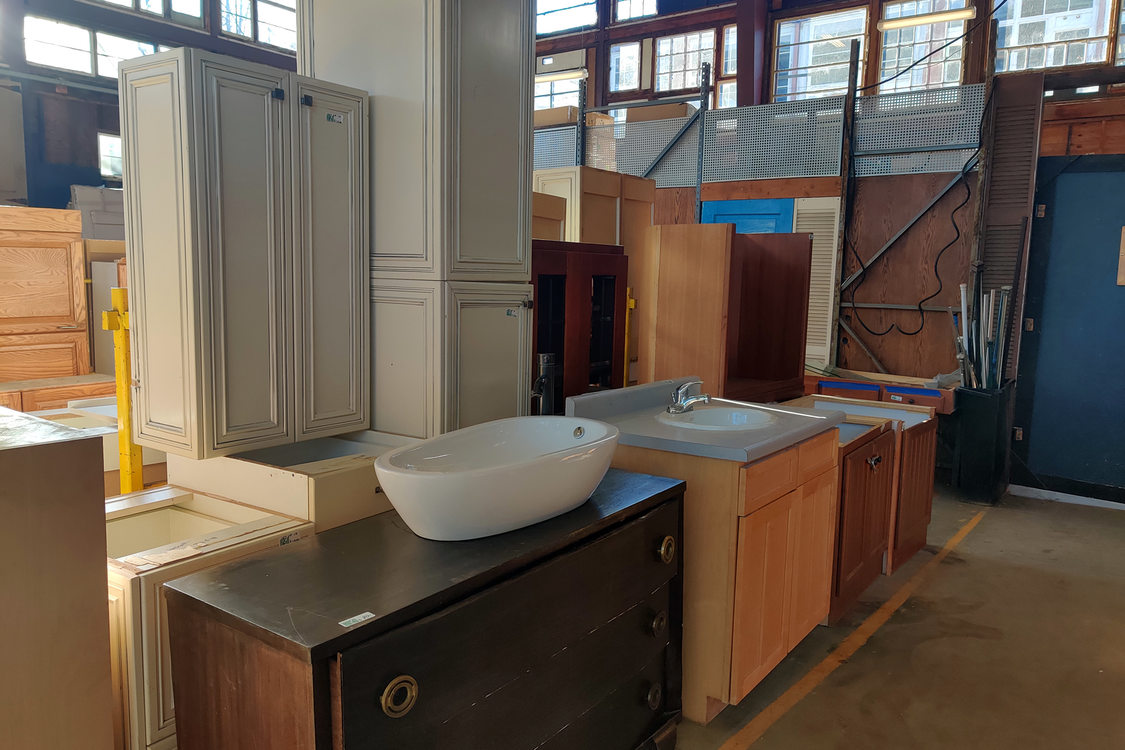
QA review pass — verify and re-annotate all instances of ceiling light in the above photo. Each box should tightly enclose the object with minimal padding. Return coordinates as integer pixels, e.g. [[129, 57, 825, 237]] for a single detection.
[[535, 69, 588, 84], [877, 7, 976, 31]]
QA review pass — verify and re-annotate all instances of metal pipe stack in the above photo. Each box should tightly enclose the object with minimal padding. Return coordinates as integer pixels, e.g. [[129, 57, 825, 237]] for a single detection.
[[955, 282, 1012, 391]]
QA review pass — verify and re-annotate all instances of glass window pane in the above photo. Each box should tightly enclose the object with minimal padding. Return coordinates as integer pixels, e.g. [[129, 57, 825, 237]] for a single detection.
[[24, 16, 93, 74], [718, 81, 737, 108], [996, 0, 1109, 70], [617, 0, 657, 21], [96, 33, 157, 78], [723, 26, 737, 75], [172, 0, 203, 17], [609, 42, 641, 91], [774, 8, 867, 101], [879, 0, 967, 92], [655, 30, 717, 91], [99, 0, 133, 7], [99, 133, 123, 179], [259, 0, 298, 50], [139, 0, 162, 14], [537, 0, 598, 35], [221, 0, 254, 37]]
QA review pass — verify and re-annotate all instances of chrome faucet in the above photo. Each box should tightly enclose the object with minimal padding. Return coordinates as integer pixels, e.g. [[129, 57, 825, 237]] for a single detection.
[[667, 380, 711, 414]]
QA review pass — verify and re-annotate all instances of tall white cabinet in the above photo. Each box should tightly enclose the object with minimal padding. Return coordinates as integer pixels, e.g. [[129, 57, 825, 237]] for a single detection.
[[119, 49, 369, 458], [305, 0, 534, 438]]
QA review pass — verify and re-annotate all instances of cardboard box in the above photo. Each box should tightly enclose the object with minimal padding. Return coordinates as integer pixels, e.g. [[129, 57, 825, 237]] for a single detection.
[[534, 106, 617, 129], [627, 102, 694, 123]]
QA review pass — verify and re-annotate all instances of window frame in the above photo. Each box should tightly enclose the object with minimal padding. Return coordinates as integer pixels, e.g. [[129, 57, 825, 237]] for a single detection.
[[98, 131, 125, 182], [653, 28, 718, 95], [616, 0, 658, 23], [716, 24, 737, 107], [992, 0, 1115, 73], [23, 15, 162, 80], [219, 0, 299, 52], [536, 0, 600, 38], [877, 0, 970, 93], [609, 40, 643, 92], [83, 0, 205, 28], [770, 5, 870, 103]]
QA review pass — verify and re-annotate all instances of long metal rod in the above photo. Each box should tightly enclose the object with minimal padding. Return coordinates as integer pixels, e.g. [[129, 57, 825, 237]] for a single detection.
[[839, 161, 977, 292], [576, 78, 588, 167], [838, 318, 889, 374], [830, 40, 861, 369], [695, 62, 711, 223]]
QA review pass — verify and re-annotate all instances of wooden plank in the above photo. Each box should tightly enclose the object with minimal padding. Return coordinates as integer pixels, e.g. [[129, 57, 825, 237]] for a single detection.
[[611, 445, 740, 723], [654, 187, 698, 225], [0, 372, 114, 391], [0, 206, 82, 234], [1039, 123, 1070, 156], [1043, 96, 1125, 122], [702, 177, 842, 202], [0, 390, 21, 409]]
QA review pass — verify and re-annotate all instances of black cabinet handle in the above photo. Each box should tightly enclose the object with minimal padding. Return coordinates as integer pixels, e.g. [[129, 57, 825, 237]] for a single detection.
[[300, 94, 313, 106], [867, 455, 882, 470], [657, 535, 676, 564], [646, 683, 663, 711], [650, 610, 668, 637], [380, 675, 419, 718]]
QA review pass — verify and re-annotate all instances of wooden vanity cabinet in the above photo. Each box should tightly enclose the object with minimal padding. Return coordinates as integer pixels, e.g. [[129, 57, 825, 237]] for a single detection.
[[164, 470, 684, 750], [612, 428, 838, 723]]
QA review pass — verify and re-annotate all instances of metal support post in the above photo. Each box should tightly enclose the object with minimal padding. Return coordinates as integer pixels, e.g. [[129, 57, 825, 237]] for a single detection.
[[695, 62, 711, 223]]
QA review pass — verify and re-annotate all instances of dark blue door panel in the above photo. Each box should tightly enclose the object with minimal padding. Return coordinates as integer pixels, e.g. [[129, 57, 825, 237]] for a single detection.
[[701, 199, 795, 234]]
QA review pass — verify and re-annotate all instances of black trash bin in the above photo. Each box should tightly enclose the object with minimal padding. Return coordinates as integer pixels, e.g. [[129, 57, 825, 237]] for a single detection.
[[953, 381, 1016, 504]]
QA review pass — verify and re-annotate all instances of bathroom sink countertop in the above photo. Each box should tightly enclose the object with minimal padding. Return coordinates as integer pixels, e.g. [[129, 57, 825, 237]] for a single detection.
[[568, 379, 846, 463]]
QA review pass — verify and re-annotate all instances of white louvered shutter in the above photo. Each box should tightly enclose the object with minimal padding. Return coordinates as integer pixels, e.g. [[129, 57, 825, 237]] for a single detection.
[[794, 197, 842, 369]]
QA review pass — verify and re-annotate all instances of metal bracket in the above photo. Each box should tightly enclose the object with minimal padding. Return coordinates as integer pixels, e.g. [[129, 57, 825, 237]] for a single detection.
[[272, 87, 286, 100]]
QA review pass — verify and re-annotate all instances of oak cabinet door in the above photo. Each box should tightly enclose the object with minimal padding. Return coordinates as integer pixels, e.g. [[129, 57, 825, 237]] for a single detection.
[[197, 57, 293, 452], [292, 76, 370, 438], [730, 492, 793, 704], [836, 430, 895, 608], [785, 469, 838, 650], [0, 239, 86, 335], [445, 282, 532, 431]]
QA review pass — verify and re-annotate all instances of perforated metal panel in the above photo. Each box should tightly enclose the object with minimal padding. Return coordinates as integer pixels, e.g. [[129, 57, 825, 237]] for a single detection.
[[703, 97, 845, 182], [854, 84, 984, 177], [533, 126, 578, 171], [585, 118, 699, 188]]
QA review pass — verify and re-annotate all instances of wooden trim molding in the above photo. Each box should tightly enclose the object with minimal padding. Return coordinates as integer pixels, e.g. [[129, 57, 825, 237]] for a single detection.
[[702, 176, 842, 201]]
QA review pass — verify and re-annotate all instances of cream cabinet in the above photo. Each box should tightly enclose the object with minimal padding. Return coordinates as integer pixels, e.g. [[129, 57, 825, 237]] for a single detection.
[[370, 279, 533, 438], [306, 0, 532, 281], [105, 486, 312, 750], [119, 49, 369, 459]]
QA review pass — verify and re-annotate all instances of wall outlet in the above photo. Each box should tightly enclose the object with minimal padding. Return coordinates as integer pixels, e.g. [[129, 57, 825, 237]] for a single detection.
[[1013, 427, 1024, 441]]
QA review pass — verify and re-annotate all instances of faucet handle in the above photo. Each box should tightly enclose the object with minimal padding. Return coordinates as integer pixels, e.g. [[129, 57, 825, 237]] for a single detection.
[[672, 380, 703, 403]]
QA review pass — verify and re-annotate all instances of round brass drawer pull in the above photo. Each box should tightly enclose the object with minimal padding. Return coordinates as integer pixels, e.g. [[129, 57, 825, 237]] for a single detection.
[[381, 675, 419, 718], [658, 535, 676, 564], [646, 683, 663, 711], [650, 610, 668, 637]]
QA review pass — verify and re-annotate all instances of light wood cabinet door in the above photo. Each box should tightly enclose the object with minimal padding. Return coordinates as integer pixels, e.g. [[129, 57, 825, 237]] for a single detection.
[[292, 76, 370, 439], [785, 469, 839, 650], [730, 491, 793, 704], [892, 419, 938, 569], [0, 331, 91, 381], [0, 239, 86, 335], [836, 430, 895, 609], [446, 282, 532, 431], [196, 56, 293, 453]]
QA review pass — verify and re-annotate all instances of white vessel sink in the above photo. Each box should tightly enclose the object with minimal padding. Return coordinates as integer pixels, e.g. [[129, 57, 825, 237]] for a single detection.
[[656, 405, 777, 431], [374, 416, 619, 541]]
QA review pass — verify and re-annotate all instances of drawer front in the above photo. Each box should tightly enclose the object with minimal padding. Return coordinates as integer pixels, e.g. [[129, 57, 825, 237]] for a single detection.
[[797, 429, 838, 484], [740, 448, 798, 516], [882, 386, 944, 410], [338, 500, 681, 749]]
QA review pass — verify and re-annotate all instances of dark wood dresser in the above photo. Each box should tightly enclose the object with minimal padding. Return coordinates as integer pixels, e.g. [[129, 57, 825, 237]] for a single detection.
[[163, 469, 685, 750]]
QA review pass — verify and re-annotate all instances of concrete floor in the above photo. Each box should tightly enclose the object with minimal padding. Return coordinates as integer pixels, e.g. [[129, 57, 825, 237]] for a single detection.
[[678, 486, 1125, 750]]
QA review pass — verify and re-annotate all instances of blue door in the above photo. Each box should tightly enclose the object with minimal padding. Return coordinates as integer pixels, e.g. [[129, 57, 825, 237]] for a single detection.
[[1016, 164, 1125, 496], [701, 198, 795, 233]]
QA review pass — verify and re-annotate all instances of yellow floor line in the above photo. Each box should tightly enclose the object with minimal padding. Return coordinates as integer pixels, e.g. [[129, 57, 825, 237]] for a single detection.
[[718, 510, 987, 750]]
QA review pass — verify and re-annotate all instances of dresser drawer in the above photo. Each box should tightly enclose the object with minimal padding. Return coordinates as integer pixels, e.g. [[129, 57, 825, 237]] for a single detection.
[[797, 429, 838, 484], [740, 448, 798, 516], [336, 500, 681, 749]]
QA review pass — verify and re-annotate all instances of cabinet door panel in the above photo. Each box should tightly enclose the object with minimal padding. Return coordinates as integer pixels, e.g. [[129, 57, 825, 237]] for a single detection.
[[730, 493, 792, 703], [446, 282, 532, 431], [454, 0, 531, 280], [292, 77, 369, 438], [892, 420, 937, 570], [0, 239, 86, 334], [835, 431, 895, 614], [198, 59, 292, 451], [370, 280, 442, 438], [0, 331, 90, 381], [786, 469, 838, 650]]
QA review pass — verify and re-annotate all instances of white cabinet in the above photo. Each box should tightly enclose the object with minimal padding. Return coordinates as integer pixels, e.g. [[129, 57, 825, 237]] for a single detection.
[[105, 486, 312, 750], [370, 279, 532, 438], [119, 49, 369, 459], [305, 0, 532, 281]]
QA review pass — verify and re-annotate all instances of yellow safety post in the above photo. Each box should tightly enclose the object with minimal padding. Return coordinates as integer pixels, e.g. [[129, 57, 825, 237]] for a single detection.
[[623, 287, 637, 388], [102, 288, 143, 495]]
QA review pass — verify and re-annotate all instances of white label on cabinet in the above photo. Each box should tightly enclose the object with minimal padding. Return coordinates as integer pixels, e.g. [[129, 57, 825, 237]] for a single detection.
[[279, 531, 302, 547], [326, 112, 344, 124], [339, 611, 376, 628]]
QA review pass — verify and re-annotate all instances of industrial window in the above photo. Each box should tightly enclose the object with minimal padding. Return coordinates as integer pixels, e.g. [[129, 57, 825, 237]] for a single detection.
[[773, 7, 868, 101], [537, 0, 598, 36], [96, 33, 157, 78], [994, 0, 1109, 71], [99, 133, 123, 179], [24, 17, 94, 74], [655, 30, 716, 92], [879, 0, 970, 93], [609, 42, 642, 91], [618, 0, 657, 21], [717, 80, 738, 108], [221, 0, 298, 51], [722, 25, 738, 76], [93, 0, 202, 25], [716, 25, 737, 106], [535, 77, 582, 109]]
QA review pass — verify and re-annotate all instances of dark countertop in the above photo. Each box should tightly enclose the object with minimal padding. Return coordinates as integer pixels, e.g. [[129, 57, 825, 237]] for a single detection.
[[164, 468, 685, 661]]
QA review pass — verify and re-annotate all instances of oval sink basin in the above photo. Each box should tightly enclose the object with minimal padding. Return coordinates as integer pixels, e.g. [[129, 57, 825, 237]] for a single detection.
[[656, 406, 777, 431], [374, 417, 619, 541]]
